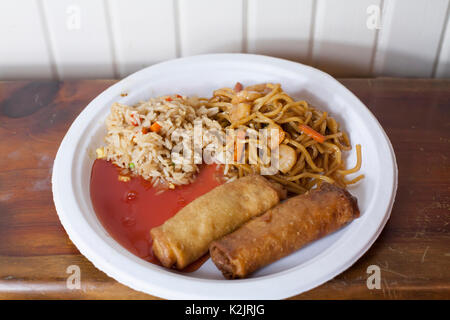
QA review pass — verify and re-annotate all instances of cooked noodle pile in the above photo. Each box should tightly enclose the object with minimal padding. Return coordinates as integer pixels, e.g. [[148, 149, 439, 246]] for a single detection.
[[205, 82, 364, 194]]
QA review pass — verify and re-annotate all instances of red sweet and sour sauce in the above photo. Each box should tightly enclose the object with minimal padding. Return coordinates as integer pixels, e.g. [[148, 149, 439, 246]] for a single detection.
[[90, 159, 223, 271]]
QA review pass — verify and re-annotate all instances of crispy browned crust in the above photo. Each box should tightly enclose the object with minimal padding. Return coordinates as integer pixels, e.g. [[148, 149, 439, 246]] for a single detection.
[[150, 175, 282, 269], [150, 227, 177, 268], [209, 183, 360, 279], [266, 180, 288, 200]]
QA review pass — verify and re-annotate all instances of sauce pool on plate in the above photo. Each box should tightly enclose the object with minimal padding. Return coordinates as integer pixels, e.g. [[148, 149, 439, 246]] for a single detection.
[[90, 159, 223, 270]]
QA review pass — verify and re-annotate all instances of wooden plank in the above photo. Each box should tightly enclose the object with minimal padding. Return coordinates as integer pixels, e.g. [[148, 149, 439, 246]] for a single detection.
[[374, 0, 450, 77], [42, 0, 115, 79], [312, 0, 381, 77], [177, 0, 243, 56], [247, 0, 314, 63], [0, 80, 116, 259], [0, 254, 161, 300], [0, 79, 449, 299], [108, 0, 177, 78], [0, 0, 54, 79]]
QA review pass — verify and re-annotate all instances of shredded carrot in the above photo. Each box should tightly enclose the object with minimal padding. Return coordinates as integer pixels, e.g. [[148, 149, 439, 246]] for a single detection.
[[142, 127, 149, 134], [234, 130, 246, 162], [150, 122, 162, 133], [299, 124, 325, 143]]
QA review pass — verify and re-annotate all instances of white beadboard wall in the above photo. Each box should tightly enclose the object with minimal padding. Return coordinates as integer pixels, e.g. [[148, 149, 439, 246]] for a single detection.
[[0, 0, 449, 80]]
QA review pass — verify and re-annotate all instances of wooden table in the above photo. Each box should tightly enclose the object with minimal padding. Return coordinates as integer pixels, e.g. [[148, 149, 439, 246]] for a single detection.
[[0, 79, 449, 300]]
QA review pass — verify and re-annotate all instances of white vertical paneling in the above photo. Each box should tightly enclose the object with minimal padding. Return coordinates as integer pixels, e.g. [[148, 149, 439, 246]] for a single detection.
[[108, 0, 177, 78], [178, 0, 243, 56], [312, 0, 381, 77], [247, 0, 314, 63], [42, 0, 115, 79], [0, 0, 449, 79], [374, 0, 449, 77], [0, 0, 54, 79], [435, 12, 450, 78]]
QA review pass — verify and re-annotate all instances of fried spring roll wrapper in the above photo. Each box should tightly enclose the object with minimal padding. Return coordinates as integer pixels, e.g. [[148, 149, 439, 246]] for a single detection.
[[150, 175, 282, 269], [209, 183, 360, 279]]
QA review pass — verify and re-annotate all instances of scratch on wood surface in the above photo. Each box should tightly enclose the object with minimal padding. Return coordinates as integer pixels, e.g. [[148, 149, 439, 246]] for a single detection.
[[37, 153, 52, 168], [7, 150, 21, 159], [388, 246, 404, 255], [383, 279, 399, 299], [377, 261, 409, 279], [30, 167, 52, 191], [0, 125, 18, 135], [33, 93, 40, 104], [421, 246, 430, 263], [419, 201, 450, 214], [413, 231, 425, 239], [382, 279, 391, 298], [0, 193, 13, 202], [27, 132, 54, 145], [380, 268, 409, 279]]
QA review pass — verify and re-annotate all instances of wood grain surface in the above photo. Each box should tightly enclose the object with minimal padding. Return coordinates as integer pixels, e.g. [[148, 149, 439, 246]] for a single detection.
[[0, 79, 449, 300]]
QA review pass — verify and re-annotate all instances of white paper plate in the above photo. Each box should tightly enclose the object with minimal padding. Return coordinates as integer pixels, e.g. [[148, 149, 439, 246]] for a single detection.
[[52, 54, 397, 299]]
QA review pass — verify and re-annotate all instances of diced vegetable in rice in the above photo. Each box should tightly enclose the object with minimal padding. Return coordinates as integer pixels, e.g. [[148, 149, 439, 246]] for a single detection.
[[99, 95, 223, 187]]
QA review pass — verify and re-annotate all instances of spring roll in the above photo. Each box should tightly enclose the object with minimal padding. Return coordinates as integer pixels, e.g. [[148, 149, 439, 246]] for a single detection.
[[209, 183, 360, 279], [150, 175, 282, 269]]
